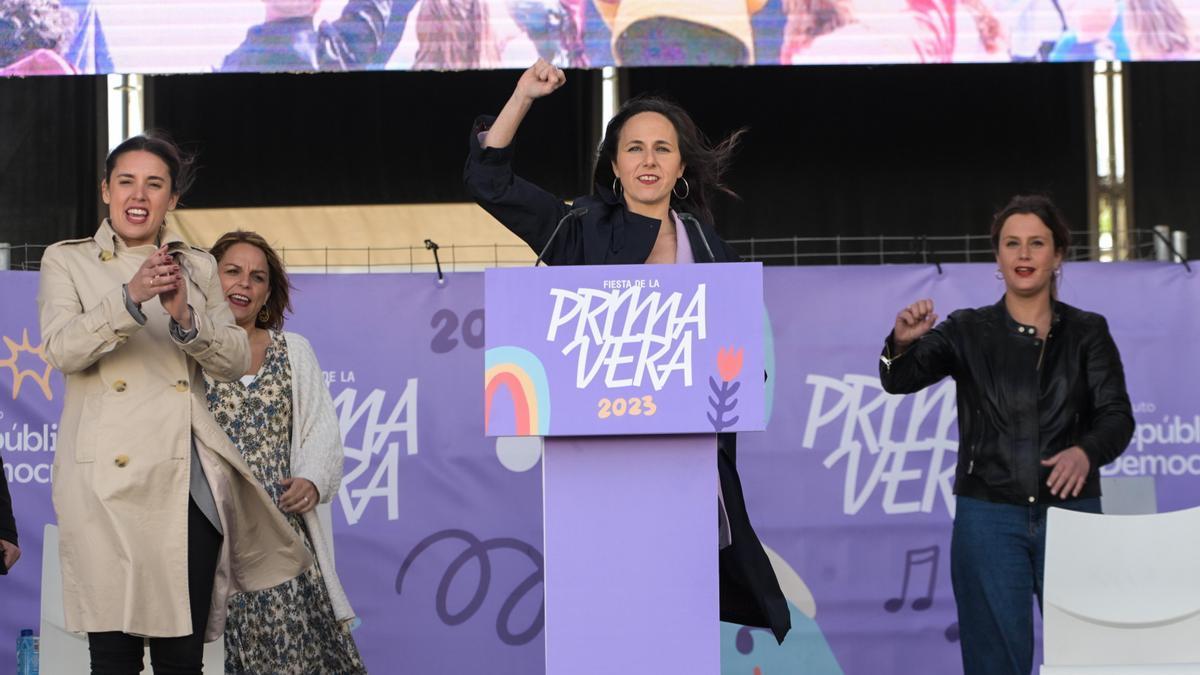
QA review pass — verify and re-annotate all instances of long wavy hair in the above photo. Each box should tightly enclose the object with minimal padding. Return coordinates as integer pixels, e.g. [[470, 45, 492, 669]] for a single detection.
[[592, 95, 744, 227], [1127, 0, 1191, 57]]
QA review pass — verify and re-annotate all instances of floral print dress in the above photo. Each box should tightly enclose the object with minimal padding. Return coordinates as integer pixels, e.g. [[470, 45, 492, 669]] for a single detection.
[[206, 330, 366, 674]]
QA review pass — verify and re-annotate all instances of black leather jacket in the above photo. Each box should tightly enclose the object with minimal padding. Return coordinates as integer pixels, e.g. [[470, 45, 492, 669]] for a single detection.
[[879, 299, 1134, 506]]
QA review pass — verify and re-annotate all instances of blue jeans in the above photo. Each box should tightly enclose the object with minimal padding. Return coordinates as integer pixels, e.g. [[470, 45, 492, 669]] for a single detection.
[[951, 495, 1102, 675]]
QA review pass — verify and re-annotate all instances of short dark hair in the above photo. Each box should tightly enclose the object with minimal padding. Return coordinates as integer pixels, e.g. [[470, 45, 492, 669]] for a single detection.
[[0, 0, 76, 68], [990, 194, 1071, 297], [104, 130, 197, 198], [209, 231, 293, 331], [592, 95, 745, 228]]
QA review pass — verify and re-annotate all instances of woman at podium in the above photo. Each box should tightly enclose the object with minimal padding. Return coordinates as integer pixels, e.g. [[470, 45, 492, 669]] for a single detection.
[[464, 59, 791, 644]]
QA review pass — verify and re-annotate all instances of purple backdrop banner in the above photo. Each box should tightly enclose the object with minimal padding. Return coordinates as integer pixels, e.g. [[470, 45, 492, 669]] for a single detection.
[[2, 262, 1198, 673], [484, 263, 764, 436]]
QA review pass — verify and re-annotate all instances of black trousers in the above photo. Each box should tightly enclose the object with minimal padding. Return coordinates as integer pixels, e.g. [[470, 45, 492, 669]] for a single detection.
[[88, 498, 222, 675]]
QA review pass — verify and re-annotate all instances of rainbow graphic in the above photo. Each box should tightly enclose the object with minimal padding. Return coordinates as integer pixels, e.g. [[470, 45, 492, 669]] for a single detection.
[[484, 346, 551, 436]]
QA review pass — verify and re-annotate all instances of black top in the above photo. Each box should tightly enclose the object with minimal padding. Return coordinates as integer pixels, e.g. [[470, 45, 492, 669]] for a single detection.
[[880, 298, 1135, 505], [465, 118, 791, 643]]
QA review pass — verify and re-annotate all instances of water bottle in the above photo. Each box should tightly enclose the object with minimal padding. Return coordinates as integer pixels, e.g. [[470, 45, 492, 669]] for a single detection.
[[16, 628, 39, 675]]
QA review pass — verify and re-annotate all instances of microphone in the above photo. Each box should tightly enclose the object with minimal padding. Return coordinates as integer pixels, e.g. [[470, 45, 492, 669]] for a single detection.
[[677, 212, 717, 262], [534, 207, 589, 267]]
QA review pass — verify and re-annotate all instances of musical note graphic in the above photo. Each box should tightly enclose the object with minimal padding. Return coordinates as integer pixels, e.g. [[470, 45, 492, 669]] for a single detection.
[[884, 545, 939, 612], [944, 622, 959, 642]]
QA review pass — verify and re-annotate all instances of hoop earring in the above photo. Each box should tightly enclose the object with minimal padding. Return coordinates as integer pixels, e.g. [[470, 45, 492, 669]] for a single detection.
[[1054, 267, 1062, 278], [611, 178, 623, 197], [672, 177, 690, 200], [995, 269, 1004, 280], [257, 307, 270, 324]]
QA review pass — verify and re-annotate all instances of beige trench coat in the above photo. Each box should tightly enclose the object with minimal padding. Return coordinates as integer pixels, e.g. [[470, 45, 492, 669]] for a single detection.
[[38, 220, 312, 640]]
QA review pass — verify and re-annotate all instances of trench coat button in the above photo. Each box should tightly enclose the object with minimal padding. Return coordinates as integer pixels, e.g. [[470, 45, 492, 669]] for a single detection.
[[175, 380, 189, 392], [114, 454, 130, 468], [1028, 496, 1036, 503], [113, 380, 127, 393], [99, 250, 114, 261]]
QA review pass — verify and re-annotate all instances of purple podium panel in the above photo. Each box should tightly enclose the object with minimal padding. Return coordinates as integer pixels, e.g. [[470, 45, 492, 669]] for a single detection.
[[485, 264, 758, 675], [484, 263, 764, 437], [543, 434, 719, 675]]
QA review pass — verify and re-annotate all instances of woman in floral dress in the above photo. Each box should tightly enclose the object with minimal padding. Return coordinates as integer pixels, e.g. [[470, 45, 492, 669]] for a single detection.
[[205, 230, 366, 674]]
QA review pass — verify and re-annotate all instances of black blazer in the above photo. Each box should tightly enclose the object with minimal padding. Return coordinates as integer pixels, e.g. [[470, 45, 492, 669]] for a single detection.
[[464, 116, 740, 267], [465, 117, 791, 643], [0, 455, 17, 548]]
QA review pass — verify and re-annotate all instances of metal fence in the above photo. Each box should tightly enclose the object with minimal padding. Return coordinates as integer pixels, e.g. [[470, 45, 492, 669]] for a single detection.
[[0, 228, 1188, 273]]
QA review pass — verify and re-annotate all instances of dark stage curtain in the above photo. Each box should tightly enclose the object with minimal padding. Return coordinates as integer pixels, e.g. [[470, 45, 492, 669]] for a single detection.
[[149, 69, 599, 210], [19, 63, 1193, 268], [149, 64, 1090, 256], [626, 64, 1091, 248], [0, 75, 101, 262], [1128, 62, 1200, 251]]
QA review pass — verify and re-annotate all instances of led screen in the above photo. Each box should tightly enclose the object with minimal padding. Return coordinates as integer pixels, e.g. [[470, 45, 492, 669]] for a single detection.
[[1, 0, 1194, 75]]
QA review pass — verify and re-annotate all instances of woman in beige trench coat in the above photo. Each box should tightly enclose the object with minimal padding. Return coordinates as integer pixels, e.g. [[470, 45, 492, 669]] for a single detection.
[[37, 133, 312, 674]]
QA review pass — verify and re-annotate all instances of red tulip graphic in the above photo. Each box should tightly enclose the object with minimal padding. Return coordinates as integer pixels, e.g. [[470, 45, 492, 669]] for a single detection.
[[709, 346, 744, 431], [717, 346, 744, 382]]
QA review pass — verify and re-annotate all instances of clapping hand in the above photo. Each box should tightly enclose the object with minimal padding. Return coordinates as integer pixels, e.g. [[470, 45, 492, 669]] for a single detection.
[[127, 245, 182, 305]]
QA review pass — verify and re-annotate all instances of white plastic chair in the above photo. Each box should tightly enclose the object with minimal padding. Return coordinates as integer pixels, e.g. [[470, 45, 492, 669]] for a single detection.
[[1041, 506, 1200, 675], [40, 524, 224, 674]]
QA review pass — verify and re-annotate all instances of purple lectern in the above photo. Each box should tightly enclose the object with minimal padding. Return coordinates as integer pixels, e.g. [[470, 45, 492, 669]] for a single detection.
[[485, 263, 764, 675]]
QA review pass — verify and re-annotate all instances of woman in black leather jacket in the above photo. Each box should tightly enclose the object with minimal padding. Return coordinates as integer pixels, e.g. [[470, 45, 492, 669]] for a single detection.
[[879, 194, 1134, 675], [464, 59, 791, 644]]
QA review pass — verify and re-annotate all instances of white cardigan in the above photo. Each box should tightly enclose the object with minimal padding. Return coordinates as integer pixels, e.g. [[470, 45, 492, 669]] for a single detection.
[[284, 331, 355, 623]]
